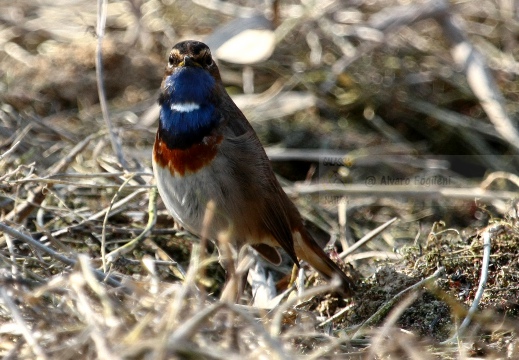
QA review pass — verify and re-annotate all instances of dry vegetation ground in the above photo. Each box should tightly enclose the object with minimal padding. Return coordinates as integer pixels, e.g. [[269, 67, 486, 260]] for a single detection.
[[2, 0, 519, 358]]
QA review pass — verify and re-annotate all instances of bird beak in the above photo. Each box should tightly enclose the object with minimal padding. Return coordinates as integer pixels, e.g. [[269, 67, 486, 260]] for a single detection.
[[179, 56, 200, 68]]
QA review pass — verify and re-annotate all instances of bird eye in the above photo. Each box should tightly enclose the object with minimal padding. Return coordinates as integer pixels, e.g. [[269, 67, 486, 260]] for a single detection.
[[168, 54, 176, 66], [205, 55, 213, 66]]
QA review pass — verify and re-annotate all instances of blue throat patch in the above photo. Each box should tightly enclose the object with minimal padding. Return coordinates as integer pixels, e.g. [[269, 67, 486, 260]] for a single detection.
[[159, 67, 220, 149]]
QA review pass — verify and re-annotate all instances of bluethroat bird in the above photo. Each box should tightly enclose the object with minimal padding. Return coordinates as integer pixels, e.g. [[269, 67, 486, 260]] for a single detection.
[[152, 40, 354, 300]]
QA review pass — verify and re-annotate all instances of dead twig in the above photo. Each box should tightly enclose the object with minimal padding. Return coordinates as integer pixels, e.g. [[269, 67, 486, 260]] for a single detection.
[[437, 11, 519, 153], [0, 288, 49, 360], [443, 224, 502, 343], [288, 183, 518, 202], [38, 188, 147, 243], [106, 186, 158, 264], [405, 99, 501, 140], [95, 0, 126, 168], [351, 266, 445, 339], [0, 123, 33, 158], [369, 291, 428, 360], [101, 174, 136, 272], [69, 263, 121, 360], [322, 0, 449, 91], [0, 221, 128, 291], [270, 277, 342, 336], [5, 133, 100, 223], [168, 302, 226, 345], [339, 217, 398, 259], [480, 171, 519, 190]]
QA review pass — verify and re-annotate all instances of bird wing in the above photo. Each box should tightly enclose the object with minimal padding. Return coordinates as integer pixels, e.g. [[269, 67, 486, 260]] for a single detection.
[[221, 128, 300, 265], [216, 94, 300, 265]]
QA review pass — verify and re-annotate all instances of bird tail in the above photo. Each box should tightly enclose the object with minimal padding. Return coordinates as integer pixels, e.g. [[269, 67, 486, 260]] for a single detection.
[[293, 229, 355, 296]]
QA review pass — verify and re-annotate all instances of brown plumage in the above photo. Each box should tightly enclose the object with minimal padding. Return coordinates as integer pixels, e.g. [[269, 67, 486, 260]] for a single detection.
[[152, 40, 355, 299]]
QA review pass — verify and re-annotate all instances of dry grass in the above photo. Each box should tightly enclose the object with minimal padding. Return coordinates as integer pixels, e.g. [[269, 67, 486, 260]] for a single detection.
[[2, 0, 519, 358]]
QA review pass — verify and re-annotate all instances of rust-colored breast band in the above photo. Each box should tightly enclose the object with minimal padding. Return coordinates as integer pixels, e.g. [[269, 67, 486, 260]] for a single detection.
[[153, 133, 223, 176]]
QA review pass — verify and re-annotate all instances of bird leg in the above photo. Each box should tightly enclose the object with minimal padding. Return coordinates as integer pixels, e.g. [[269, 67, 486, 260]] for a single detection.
[[288, 263, 299, 288], [219, 241, 254, 303], [218, 237, 238, 302]]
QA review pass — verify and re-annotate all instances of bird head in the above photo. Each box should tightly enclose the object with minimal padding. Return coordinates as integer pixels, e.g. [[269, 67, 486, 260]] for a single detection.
[[165, 40, 221, 81], [161, 41, 222, 105], [158, 41, 222, 149]]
